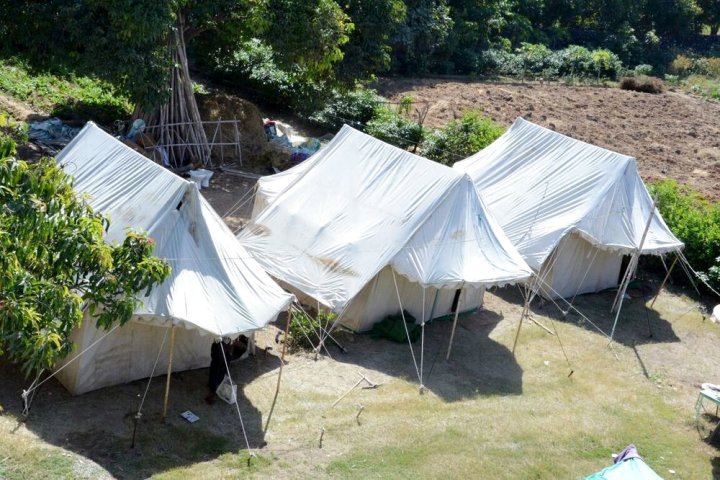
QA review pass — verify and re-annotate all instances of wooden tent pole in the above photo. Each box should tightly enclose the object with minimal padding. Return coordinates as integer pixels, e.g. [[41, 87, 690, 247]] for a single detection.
[[609, 197, 659, 344], [445, 287, 464, 361], [649, 254, 678, 309], [162, 324, 177, 421], [264, 314, 291, 434], [611, 196, 659, 313], [512, 297, 530, 355]]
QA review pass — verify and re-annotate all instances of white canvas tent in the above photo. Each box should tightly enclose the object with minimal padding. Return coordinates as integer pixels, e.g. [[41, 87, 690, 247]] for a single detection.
[[240, 125, 532, 333], [454, 118, 683, 300], [54, 122, 294, 395]]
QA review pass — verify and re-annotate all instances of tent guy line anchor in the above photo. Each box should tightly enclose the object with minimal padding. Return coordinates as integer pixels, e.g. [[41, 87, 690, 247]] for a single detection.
[[332, 373, 381, 407]]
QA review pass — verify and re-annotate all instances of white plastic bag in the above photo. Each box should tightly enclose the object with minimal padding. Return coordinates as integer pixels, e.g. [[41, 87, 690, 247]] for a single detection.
[[216, 375, 237, 405]]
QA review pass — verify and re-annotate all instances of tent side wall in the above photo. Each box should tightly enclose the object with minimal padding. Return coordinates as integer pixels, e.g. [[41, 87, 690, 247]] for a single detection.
[[56, 317, 213, 395], [536, 233, 624, 299], [250, 188, 268, 219], [339, 266, 485, 332]]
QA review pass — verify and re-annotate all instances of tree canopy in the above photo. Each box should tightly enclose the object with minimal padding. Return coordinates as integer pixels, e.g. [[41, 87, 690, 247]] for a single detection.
[[0, 144, 170, 376], [0, 0, 717, 111]]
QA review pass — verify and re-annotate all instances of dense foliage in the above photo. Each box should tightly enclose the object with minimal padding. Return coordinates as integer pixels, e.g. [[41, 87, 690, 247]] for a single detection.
[[0, 141, 171, 376], [423, 112, 504, 165], [2, 0, 718, 115], [366, 105, 425, 151], [310, 89, 385, 130], [0, 59, 132, 124], [649, 180, 720, 290], [476, 44, 624, 80], [288, 308, 336, 351]]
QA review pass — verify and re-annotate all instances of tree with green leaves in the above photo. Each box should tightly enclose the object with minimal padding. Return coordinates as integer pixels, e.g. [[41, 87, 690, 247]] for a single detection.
[[0, 145, 170, 377], [697, 0, 720, 34], [334, 0, 407, 81], [391, 0, 454, 74], [422, 111, 504, 165], [0, 0, 353, 108]]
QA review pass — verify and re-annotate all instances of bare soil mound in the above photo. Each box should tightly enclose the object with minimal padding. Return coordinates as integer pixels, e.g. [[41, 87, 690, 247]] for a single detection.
[[377, 78, 720, 201], [197, 92, 290, 168]]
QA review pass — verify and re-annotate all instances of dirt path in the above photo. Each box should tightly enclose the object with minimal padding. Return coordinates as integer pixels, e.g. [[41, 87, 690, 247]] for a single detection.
[[0, 92, 45, 121], [377, 78, 720, 201]]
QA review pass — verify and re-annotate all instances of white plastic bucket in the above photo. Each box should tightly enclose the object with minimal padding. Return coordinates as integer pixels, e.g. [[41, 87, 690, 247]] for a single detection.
[[189, 169, 214, 188]]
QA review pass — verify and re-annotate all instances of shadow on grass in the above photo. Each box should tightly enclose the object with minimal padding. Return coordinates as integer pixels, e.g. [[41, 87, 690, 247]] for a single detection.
[[331, 307, 523, 402], [493, 280, 681, 348], [711, 455, 720, 480], [0, 348, 283, 479]]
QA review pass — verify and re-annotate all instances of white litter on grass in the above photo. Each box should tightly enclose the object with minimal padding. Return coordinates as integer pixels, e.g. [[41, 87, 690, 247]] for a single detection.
[[180, 410, 200, 423]]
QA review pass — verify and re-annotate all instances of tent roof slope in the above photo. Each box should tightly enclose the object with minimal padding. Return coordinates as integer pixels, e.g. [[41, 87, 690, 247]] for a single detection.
[[56, 122, 293, 337], [239, 125, 531, 311], [453, 118, 683, 270]]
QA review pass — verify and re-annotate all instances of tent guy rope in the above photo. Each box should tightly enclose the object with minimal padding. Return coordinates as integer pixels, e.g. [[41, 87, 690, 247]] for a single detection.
[[132, 325, 170, 448], [391, 269, 423, 389], [220, 340, 254, 464], [21, 323, 121, 417]]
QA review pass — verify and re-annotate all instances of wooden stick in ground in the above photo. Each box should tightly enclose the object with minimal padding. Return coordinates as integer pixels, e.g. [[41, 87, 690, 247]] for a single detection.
[[264, 314, 291, 435], [528, 316, 555, 335], [649, 254, 678, 309], [161, 324, 176, 421], [610, 196, 659, 341], [446, 303, 462, 361], [332, 378, 364, 407], [512, 297, 530, 355]]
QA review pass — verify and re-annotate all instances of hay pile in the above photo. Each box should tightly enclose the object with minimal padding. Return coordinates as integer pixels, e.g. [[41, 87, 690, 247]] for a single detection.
[[197, 93, 290, 169]]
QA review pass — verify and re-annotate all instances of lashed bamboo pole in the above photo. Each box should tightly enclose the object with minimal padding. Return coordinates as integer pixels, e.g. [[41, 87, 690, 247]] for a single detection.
[[161, 325, 176, 421]]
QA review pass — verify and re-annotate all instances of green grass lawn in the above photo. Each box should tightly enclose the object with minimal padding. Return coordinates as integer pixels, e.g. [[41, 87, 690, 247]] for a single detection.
[[2, 285, 716, 479]]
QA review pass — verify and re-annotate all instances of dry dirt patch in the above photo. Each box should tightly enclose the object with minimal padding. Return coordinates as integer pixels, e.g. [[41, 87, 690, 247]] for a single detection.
[[377, 78, 720, 201]]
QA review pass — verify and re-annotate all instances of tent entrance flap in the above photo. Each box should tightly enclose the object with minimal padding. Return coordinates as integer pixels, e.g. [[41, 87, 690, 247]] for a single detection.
[[536, 233, 624, 299]]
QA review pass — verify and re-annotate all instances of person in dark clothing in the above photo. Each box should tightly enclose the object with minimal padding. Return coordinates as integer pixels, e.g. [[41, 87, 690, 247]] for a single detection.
[[230, 334, 249, 361], [206, 339, 233, 404]]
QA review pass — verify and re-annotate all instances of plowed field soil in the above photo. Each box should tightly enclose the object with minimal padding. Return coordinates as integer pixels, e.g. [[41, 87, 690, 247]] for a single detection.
[[377, 78, 720, 201]]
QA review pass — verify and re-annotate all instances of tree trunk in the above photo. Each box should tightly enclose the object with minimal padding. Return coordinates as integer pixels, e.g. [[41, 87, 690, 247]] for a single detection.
[[135, 12, 211, 169]]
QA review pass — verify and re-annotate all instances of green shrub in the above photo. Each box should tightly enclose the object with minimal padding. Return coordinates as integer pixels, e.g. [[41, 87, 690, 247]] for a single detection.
[[669, 55, 692, 76], [664, 74, 680, 86], [288, 308, 337, 351], [477, 46, 624, 80], [0, 113, 28, 146], [556, 45, 594, 77], [516, 43, 559, 79], [477, 49, 523, 77], [590, 49, 623, 79], [422, 111, 504, 165], [649, 180, 720, 290], [310, 88, 384, 130], [669, 55, 720, 79], [209, 39, 325, 114], [0, 133, 16, 158], [619, 76, 665, 94], [709, 259, 720, 287], [633, 64, 653, 76], [707, 58, 720, 78], [682, 75, 720, 101], [365, 107, 425, 151]]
